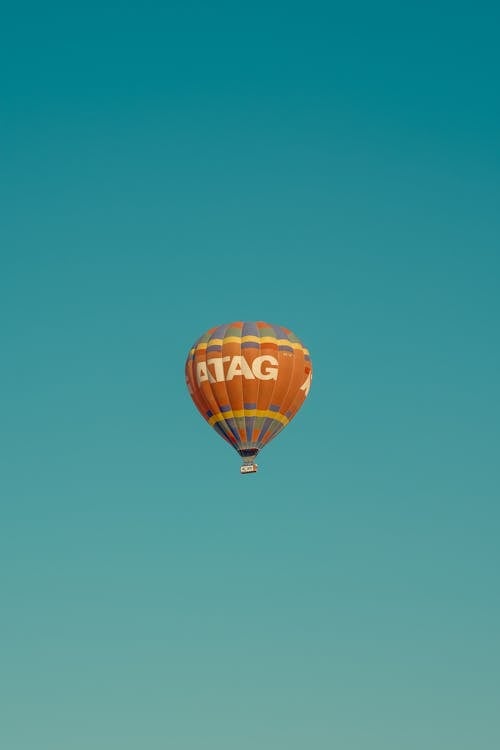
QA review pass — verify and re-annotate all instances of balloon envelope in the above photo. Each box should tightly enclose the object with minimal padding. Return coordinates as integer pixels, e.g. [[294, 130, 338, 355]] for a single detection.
[[185, 321, 312, 470]]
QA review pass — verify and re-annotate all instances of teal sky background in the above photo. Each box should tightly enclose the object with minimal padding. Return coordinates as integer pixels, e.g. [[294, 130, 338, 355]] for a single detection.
[[1, 2, 499, 748]]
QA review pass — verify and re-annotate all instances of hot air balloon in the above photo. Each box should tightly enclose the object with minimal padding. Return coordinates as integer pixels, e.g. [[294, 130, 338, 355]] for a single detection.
[[185, 321, 312, 473]]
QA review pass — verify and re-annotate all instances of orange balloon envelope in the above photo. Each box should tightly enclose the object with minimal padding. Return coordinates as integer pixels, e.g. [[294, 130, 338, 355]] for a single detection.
[[185, 321, 312, 473]]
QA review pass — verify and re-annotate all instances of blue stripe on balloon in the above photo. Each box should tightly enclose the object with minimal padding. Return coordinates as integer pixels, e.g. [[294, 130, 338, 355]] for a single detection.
[[242, 321, 259, 337], [211, 325, 228, 339]]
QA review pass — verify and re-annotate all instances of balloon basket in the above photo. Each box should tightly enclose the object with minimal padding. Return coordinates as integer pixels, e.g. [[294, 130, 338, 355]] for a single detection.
[[240, 463, 258, 474]]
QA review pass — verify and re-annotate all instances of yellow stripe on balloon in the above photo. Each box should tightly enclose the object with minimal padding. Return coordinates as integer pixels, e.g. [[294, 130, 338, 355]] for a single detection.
[[195, 336, 305, 350], [208, 409, 289, 427]]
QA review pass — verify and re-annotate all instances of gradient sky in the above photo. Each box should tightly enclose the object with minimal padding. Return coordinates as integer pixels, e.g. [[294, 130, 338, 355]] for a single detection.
[[1, 2, 499, 748]]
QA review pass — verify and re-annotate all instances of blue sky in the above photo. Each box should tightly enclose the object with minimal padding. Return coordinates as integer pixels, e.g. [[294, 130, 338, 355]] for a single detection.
[[1, 2, 499, 748]]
